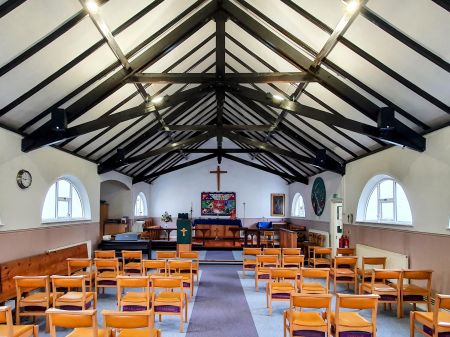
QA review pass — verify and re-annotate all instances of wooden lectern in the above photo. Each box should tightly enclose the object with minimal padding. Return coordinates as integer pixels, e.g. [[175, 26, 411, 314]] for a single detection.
[[176, 219, 192, 254]]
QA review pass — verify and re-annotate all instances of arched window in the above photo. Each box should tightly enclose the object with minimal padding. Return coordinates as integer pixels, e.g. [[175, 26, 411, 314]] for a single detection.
[[357, 175, 412, 225], [42, 177, 90, 222], [134, 192, 148, 217], [291, 193, 306, 218]]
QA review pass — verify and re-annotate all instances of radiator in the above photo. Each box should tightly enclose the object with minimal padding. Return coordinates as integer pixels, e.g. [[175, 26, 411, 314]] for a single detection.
[[309, 229, 330, 247], [355, 244, 409, 270], [47, 240, 92, 258]]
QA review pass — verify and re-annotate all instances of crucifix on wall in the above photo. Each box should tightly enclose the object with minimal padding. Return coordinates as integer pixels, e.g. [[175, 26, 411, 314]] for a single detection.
[[210, 165, 227, 191]]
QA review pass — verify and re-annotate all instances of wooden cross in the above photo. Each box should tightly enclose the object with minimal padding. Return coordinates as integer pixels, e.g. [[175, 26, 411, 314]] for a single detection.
[[181, 227, 188, 237], [210, 165, 227, 191]]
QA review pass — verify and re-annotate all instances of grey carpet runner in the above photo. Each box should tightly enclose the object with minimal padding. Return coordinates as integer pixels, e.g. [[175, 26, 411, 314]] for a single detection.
[[185, 251, 259, 337]]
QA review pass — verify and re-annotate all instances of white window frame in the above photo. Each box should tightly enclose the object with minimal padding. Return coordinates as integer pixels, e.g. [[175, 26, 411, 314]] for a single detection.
[[134, 192, 148, 217], [356, 175, 412, 226], [42, 176, 91, 224], [291, 193, 306, 218]]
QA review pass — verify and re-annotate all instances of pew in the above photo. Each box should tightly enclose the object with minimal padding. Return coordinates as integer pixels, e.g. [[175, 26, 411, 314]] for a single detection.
[[0, 244, 88, 303]]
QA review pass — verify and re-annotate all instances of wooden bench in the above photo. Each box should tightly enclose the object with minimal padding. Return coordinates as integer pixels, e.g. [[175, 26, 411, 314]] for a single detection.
[[0, 244, 88, 303]]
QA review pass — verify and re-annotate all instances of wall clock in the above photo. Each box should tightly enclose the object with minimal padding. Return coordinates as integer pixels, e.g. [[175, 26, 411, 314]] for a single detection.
[[311, 177, 326, 216], [16, 169, 32, 189]]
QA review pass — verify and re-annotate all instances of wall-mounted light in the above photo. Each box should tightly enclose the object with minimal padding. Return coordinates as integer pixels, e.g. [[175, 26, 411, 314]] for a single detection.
[[151, 96, 164, 105], [85, 0, 99, 14], [272, 94, 284, 103]]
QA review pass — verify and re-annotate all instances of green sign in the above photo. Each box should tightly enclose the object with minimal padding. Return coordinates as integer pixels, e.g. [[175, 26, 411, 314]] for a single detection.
[[176, 219, 192, 244]]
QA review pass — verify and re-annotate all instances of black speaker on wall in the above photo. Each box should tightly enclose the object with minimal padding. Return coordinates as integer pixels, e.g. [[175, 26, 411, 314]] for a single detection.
[[51, 108, 67, 132]]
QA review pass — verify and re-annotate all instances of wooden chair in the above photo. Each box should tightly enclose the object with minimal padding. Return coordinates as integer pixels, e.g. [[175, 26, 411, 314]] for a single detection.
[[310, 247, 332, 268], [67, 258, 94, 292], [46, 308, 104, 337], [282, 255, 305, 268], [410, 294, 450, 337], [117, 276, 151, 312], [330, 256, 358, 293], [283, 294, 332, 337], [94, 258, 120, 294], [51, 275, 97, 310], [331, 294, 379, 337], [266, 268, 299, 315], [282, 248, 301, 256], [94, 250, 116, 259], [399, 270, 433, 318], [357, 256, 387, 284], [142, 260, 167, 282], [299, 268, 329, 294], [360, 269, 402, 318], [103, 310, 160, 337], [15, 276, 56, 331], [168, 259, 194, 300], [263, 247, 282, 257], [261, 231, 277, 248], [255, 255, 280, 291], [242, 247, 261, 277], [336, 247, 355, 256], [0, 306, 38, 337], [155, 251, 177, 259], [179, 251, 200, 285], [150, 276, 188, 333], [121, 251, 143, 275]]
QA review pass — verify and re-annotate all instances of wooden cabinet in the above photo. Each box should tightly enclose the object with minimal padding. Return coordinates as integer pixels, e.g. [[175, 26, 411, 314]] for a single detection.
[[100, 203, 109, 236]]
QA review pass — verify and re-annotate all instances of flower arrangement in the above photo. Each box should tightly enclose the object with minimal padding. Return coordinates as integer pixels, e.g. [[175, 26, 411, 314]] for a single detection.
[[161, 211, 172, 223]]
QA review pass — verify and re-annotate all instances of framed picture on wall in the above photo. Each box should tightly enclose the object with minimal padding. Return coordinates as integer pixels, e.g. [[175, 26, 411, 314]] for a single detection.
[[271, 193, 285, 216]]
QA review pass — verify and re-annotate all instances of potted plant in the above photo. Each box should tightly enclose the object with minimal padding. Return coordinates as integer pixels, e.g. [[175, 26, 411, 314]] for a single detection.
[[161, 212, 172, 227]]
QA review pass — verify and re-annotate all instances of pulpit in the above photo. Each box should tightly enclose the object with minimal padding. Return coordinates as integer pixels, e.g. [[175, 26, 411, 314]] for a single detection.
[[176, 219, 192, 254]]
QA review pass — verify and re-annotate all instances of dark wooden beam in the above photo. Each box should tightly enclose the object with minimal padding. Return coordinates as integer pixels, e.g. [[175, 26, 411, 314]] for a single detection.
[[165, 124, 272, 132], [98, 132, 214, 174], [127, 72, 316, 83], [133, 154, 216, 184], [227, 84, 425, 152], [23, 1, 218, 152], [222, 154, 308, 184]]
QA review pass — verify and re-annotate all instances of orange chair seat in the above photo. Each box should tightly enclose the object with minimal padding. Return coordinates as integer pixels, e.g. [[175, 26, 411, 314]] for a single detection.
[[332, 268, 355, 276], [171, 273, 192, 281], [331, 312, 371, 328], [302, 282, 325, 290], [291, 311, 326, 327], [57, 292, 94, 303], [401, 284, 428, 294], [118, 328, 159, 337], [122, 292, 149, 303], [66, 328, 106, 337], [155, 292, 183, 302], [22, 292, 61, 303], [361, 282, 396, 293], [148, 272, 165, 278], [271, 282, 295, 292], [0, 324, 35, 337], [73, 270, 95, 280], [415, 311, 450, 326], [311, 258, 330, 265], [98, 271, 117, 278]]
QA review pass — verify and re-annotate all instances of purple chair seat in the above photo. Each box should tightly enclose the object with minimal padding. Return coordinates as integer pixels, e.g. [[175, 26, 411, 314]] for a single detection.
[[154, 305, 180, 313], [60, 301, 92, 311], [123, 305, 148, 312], [336, 276, 354, 281], [98, 280, 117, 285], [258, 274, 270, 279], [331, 326, 372, 337], [272, 293, 291, 299], [24, 306, 47, 312], [244, 264, 256, 268], [423, 325, 450, 336], [124, 269, 142, 274], [293, 330, 325, 337], [183, 282, 190, 288], [404, 295, 425, 301]]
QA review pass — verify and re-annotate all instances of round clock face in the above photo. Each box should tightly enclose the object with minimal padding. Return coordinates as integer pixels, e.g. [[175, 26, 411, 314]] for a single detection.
[[311, 177, 326, 216], [17, 169, 32, 189]]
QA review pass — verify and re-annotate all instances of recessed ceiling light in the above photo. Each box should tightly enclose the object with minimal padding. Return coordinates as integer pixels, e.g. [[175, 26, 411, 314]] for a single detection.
[[151, 96, 164, 105], [85, 0, 99, 14], [344, 0, 360, 13]]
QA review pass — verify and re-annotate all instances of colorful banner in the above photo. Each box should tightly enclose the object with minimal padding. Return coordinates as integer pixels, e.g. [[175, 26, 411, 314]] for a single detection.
[[201, 192, 236, 216]]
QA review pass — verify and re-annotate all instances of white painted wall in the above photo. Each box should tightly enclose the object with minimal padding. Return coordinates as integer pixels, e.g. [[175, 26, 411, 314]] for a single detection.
[[149, 156, 290, 226], [344, 126, 450, 235], [288, 171, 342, 222], [0, 128, 100, 231], [100, 180, 132, 219]]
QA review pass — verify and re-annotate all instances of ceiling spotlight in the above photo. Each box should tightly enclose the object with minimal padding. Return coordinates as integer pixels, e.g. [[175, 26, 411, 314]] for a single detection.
[[151, 96, 164, 105], [343, 0, 360, 13], [272, 94, 284, 103], [85, 0, 99, 14]]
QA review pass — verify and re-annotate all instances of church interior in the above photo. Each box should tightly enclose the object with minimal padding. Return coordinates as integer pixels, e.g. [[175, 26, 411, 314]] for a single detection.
[[0, 0, 449, 336]]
